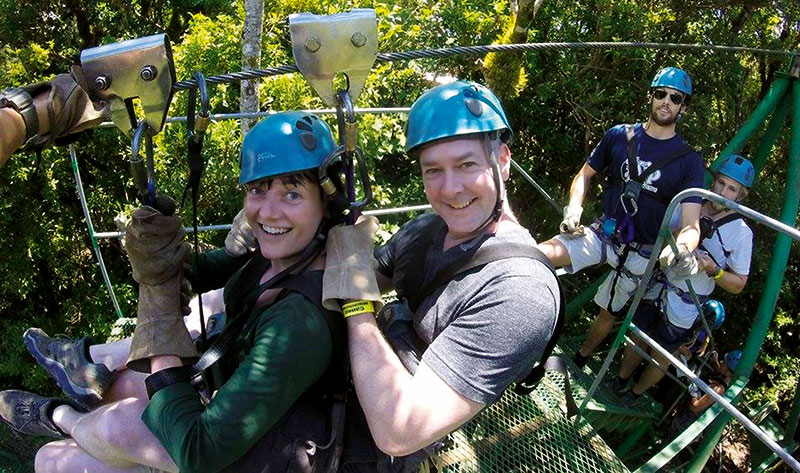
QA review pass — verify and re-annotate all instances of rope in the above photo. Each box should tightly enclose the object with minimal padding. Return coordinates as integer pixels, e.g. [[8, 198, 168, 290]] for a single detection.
[[172, 41, 796, 90]]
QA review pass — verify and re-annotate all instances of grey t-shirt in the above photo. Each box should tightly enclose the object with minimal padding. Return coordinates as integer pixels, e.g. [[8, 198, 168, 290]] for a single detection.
[[376, 213, 560, 404]]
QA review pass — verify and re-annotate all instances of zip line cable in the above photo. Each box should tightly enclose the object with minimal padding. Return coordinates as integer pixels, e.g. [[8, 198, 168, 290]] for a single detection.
[[173, 41, 797, 90]]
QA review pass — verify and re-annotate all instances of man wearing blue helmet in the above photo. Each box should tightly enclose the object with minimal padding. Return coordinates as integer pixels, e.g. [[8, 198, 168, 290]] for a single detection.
[[537, 66, 706, 369], [0, 112, 380, 472], [322, 81, 561, 459], [613, 155, 754, 404]]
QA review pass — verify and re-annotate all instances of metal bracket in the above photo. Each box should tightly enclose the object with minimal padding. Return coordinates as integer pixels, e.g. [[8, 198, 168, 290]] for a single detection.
[[80, 34, 176, 136], [289, 9, 377, 107]]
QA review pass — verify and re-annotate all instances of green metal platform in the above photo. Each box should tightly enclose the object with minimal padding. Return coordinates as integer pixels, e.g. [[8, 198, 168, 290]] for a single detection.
[[435, 370, 630, 472]]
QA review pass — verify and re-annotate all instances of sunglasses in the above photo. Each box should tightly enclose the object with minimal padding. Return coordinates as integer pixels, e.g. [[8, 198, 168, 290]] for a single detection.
[[652, 89, 685, 105]]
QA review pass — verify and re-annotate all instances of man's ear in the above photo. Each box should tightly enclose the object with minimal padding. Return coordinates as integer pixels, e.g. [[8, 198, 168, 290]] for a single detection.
[[497, 143, 511, 181]]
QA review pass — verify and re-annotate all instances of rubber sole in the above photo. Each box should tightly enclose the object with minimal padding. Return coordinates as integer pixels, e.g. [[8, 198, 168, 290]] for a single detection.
[[22, 329, 101, 410]]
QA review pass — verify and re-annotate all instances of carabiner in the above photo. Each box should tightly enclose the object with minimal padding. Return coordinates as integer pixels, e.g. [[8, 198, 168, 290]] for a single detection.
[[130, 120, 156, 207], [619, 192, 639, 216]]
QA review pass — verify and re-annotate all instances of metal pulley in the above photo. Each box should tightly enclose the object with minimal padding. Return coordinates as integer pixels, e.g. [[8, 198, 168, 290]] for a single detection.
[[289, 9, 377, 107], [80, 34, 176, 136]]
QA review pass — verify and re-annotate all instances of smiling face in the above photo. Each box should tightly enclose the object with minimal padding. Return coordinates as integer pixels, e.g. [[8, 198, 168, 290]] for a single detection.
[[418, 138, 509, 243], [243, 173, 325, 271], [649, 87, 686, 127]]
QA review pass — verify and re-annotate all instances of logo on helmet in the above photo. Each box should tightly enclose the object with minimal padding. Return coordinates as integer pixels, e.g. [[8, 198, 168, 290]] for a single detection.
[[257, 152, 277, 162]]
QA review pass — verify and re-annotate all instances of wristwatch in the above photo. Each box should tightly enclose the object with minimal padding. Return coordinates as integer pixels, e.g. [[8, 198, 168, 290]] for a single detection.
[[0, 87, 39, 149], [145, 366, 191, 399]]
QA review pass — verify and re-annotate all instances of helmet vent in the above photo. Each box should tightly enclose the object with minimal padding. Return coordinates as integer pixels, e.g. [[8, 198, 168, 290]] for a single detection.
[[465, 98, 483, 117], [296, 118, 314, 131], [299, 132, 317, 151]]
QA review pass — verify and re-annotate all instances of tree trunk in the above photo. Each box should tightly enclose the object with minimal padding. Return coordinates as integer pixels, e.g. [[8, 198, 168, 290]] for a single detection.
[[240, 0, 264, 135]]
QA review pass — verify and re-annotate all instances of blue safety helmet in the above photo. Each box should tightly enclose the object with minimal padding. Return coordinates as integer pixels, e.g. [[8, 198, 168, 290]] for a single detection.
[[239, 111, 337, 185], [651, 67, 693, 96], [717, 155, 755, 188], [702, 300, 726, 330], [724, 350, 742, 371], [405, 80, 513, 153]]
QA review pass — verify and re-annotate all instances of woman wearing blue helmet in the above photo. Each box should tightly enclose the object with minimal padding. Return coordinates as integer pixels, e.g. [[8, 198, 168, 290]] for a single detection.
[[0, 112, 379, 473]]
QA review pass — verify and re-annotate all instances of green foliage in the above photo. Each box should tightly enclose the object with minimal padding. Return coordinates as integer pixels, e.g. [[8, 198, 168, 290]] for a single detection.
[[1, 0, 800, 462]]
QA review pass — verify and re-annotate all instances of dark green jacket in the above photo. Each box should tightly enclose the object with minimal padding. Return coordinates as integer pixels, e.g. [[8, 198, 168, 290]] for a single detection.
[[141, 250, 334, 473]]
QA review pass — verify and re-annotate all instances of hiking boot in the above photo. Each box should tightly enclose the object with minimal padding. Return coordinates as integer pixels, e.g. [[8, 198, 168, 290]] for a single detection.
[[23, 328, 114, 409], [0, 390, 82, 438], [620, 389, 642, 408], [605, 375, 631, 393]]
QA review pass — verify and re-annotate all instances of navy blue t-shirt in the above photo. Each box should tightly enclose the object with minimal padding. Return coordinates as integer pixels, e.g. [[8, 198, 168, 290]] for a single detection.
[[587, 123, 704, 244]]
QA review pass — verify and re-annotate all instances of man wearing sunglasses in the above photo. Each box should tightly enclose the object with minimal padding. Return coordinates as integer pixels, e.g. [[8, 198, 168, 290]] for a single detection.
[[537, 66, 705, 369]]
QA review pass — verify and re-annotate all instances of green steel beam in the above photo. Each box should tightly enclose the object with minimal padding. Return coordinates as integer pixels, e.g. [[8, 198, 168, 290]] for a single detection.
[[710, 77, 790, 174], [635, 380, 746, 472], [752, 96, 791, 177], [565, 271, 608, 319], [786, 379, 800, 442], [687, 60, 800, 473], [615, 421, 650, 458]]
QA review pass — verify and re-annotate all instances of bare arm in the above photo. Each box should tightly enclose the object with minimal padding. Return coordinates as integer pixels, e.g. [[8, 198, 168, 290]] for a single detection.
[[689, 383, 726, 414], [675, 201, 702, 252], [695, 252, 748, 294], [567, 163, 598, 207], [0, 95, 50, 168], [347, 313, 483, 456]]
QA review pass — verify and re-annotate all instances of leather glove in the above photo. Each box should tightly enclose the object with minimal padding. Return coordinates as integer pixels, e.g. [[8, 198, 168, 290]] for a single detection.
[[124, 199, 197, 372], [559, 204, 584, 238], [322, 216, 381, 312], [224, 208, 258, 257], [659, 243, 699, 280], [22, 66, 109, 150]]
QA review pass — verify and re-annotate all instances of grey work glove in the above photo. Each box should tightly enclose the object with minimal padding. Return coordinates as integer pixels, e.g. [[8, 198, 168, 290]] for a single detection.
[[124, 200, 197, 372], [659, 244, 699, 280], [23, 66, 109, 151], [559, 204, 585, 239], [224, 208, 258, 257], [322, 216, 382, 312]]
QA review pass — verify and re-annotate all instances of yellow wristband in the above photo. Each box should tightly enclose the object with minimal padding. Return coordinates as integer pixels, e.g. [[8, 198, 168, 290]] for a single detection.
[[341, 300, 375, 318], [712, 268, 725, 280]]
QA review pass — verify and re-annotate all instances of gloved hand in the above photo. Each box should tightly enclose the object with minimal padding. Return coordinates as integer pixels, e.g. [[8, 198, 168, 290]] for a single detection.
[[22, 66, 109, 150], [124, 199, 197, 372], [659, 243, 699, 280], [322, 216, 381, 312], [224, 208, 258, 257], [559, 204, 584, 238]]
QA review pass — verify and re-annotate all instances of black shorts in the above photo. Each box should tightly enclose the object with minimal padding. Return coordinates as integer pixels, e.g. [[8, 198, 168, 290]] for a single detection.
[[632, 301, 694, 353]]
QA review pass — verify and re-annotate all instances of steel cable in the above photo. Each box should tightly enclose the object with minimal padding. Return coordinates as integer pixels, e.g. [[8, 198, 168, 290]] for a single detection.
[[173, 41, 796, 90]]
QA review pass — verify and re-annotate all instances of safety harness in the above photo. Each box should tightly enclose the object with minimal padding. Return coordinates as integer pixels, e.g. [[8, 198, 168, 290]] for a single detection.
[[599, 124, 693, 314], [385, 217, 574, 412], [651, 212, 748, 307], [144, 246, 377, 473]]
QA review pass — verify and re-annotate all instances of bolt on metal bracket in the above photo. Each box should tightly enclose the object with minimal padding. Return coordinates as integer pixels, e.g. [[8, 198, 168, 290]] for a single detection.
[[289, 9, 378, 107], [80, 34, 176, 136]]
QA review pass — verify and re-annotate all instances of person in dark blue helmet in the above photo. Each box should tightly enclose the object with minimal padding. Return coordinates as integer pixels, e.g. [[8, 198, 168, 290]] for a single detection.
[[0, 112, 379, 473], [537, 66, 706, 369], [614, 155, 754, 403]]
